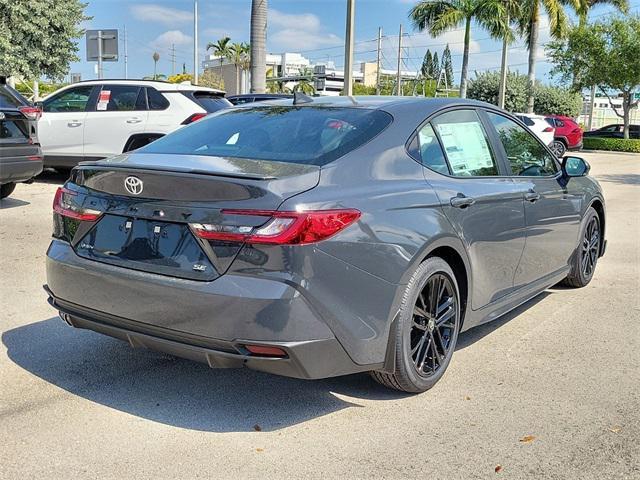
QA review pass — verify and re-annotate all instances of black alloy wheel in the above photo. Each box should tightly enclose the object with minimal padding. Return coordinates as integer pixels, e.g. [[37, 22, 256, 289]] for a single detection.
[[581, 215, 600, 278]]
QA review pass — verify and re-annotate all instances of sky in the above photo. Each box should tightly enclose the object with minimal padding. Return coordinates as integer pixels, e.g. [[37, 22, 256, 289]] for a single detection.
[[70, 0, 640, 86]]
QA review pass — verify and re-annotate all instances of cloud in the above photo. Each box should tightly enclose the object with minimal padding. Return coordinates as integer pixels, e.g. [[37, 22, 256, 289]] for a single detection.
[[268, 9, 342, 52], [150, 30, 193, 51], [130, 4, 192, 26]]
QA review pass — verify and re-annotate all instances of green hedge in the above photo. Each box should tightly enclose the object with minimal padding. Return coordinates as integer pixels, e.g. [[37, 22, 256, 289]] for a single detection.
[[583, 137, 640, 153]]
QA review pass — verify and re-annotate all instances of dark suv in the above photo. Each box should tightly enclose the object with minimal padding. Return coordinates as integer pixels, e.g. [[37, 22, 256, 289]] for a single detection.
[[0, 77, 43, 199]]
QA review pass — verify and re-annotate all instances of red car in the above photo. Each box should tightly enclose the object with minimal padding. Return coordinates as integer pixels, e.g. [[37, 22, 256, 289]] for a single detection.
[[545, 115, 583, 157]]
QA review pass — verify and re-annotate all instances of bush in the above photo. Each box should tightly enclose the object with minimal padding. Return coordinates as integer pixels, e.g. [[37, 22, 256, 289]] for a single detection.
[[467, 71, 583, 116], [583, 137, 640, 152]]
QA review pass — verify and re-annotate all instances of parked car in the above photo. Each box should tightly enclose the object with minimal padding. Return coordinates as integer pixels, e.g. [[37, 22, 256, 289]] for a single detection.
[[45, 97, 606, 393], [514, 113, 555, 146], [226, 93, 294, 105], [583, 123, 640, 139], [0, 77, 43, 199], [37, 80, 232, 168], [545, 115, 583, 157]]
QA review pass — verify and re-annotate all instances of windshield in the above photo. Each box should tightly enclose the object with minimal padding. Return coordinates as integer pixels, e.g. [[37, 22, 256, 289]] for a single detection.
[[138, 106, 392, 166]]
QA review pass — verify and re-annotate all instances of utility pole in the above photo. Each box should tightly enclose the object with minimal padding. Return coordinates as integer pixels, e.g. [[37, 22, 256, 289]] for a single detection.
[[343, 0, 355, 96], [170, 44, 176, 76], [375, 27, 382, 95], [497, 12, 509, 109], [193, 0, 199, 84], [124, 25, 128, 79], [396, 24, 403, 96]]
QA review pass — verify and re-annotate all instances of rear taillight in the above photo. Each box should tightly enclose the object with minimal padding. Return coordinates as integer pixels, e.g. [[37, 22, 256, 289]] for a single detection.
[[18, 106, 42, 120], [190, 209, 361, 245], [181, 113, 208, 125], [543, 126, 554, 132], [53, 187, 102, 221]]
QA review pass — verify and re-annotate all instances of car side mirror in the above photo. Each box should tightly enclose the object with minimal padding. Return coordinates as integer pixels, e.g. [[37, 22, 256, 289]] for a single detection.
[[562, 156, 590, 177]]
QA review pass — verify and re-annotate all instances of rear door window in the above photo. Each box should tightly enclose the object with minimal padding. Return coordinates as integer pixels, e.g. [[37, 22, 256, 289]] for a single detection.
[[98, 85, 145, 111], [431, 109, 500, 176], [411, 123, 449, 174], [139, 106, 392, 166]]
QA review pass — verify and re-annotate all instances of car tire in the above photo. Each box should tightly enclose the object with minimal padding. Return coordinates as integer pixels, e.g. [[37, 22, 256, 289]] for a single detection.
[[562, 207, 601, 288], [550, 140, 566, 158], [0, 182, 16, 199], [371, 257, 461, 393]]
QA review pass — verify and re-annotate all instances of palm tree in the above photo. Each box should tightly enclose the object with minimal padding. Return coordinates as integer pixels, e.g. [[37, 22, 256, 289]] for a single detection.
[[410, 0, 505, 98], [250, 0, 268, 93], [206, 36, 231, 74], [152, 52, 160, 80], [226, 42, 251, 94], [293, 79, 315, 95], [518, 0, 571, 113], [575, 0, 628, 26], [494, 1, 521, 108]]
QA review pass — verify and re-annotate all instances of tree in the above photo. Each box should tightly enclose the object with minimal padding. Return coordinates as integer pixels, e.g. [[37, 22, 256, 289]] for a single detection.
[[250, 0, 267, 93], [575, 0, 628, 26], [226, 42, 251, 94], [421, 49, 434, 77], [410, 0, 506, 98], [441, 44, 453, 87], [167, 73, 193, 84], [206, 37, 231, 73], [547, 16, 640, 139], [293, 79, 315, 95], [431, 51, 440, 81], [0, 0, 89, 80], [517, 0, 571, 113], [152, 52, 160, 80]]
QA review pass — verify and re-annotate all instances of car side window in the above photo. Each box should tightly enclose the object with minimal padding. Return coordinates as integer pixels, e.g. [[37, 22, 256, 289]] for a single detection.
[[43, 86, 94, 112], [486, 112, 558, 177], [413, 123, 449, 174], [147, 88, 169, 110], [431, 109, 499, 177], [97, 85, 145, 111]]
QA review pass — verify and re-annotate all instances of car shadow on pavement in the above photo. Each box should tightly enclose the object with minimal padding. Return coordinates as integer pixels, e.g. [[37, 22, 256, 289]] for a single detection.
[[34, 169, 69, 185], [0, 197, 30, 209], [2, 316, 410, 433]]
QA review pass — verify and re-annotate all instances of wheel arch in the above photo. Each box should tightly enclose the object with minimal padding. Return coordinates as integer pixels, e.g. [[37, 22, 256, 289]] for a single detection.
[[588, 197, 606, 256]]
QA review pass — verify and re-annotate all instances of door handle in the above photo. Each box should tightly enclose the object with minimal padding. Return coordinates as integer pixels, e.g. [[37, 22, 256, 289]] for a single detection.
[[450, 194, 475, 209], [126, 118, 142, 124], [67, 121, 82, 127], [525, 190, 541, 203]]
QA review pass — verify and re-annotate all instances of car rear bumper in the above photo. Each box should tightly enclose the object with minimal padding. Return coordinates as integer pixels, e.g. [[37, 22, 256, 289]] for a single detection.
[[0, 149, 43, 184], [45, 240, 379, 379]]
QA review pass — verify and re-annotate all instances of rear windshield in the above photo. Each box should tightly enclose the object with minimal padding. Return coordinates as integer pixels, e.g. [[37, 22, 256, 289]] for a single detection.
[[138, 106, 393, 166], [0, 86, 23, 108], [188, 91, 232, 112]]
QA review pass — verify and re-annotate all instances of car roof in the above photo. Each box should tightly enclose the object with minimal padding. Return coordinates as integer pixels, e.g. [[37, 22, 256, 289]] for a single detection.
[[61, 79, 224, 94]]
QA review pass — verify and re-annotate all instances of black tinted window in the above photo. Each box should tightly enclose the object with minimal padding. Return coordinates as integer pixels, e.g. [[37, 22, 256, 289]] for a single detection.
[[487, 112, 558, 176], [44, 86, 94, 112], [139, 106, 392, 166], [147, 88, 169, 110], [0, 118, 28, 140], [98, 86, 145, 111], [190, 92, 232, 112], [0, 87, 21, 108]]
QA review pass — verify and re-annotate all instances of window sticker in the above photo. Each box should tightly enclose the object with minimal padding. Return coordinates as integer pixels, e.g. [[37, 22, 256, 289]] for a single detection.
[[435, 121, 493, 175], [97, 90, 111, 111]]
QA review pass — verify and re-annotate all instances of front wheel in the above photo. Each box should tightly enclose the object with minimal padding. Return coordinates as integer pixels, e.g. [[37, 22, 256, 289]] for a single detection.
[[371, 257, 461, 393], [0, 182, 16, 199], [562, 207, 601, 288]]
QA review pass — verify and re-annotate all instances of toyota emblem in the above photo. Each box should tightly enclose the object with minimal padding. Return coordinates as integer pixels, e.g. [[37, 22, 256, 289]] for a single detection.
[[124, 176, 144, 195]]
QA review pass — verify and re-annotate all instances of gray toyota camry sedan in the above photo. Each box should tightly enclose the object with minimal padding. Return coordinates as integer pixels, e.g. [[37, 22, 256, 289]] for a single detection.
[[45, 96, 606, 393]]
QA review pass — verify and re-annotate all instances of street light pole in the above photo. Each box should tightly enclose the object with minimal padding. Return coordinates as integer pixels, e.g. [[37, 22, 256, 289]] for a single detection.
[[343, 0, 355, 96], [194, 0, 199, 84]]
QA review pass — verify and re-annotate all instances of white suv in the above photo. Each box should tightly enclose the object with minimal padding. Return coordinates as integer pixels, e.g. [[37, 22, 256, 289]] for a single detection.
[[37, 80, 231, 168], [513, 113, 555, 146]]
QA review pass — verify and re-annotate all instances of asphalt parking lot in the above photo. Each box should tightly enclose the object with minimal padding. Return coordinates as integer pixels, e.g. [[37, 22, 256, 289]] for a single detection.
[[1, 151, 639, 479]]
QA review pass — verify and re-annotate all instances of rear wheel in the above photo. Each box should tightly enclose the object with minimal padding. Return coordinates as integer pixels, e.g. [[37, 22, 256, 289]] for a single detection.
[[0, 182, 16, 199], [371, 257, 461, 393], [563, 207, 600, 287], [550, 140, 566, 158]]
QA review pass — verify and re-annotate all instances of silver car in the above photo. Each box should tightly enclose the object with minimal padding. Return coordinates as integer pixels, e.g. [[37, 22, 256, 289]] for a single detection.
[[45, 96, 606, 393]]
